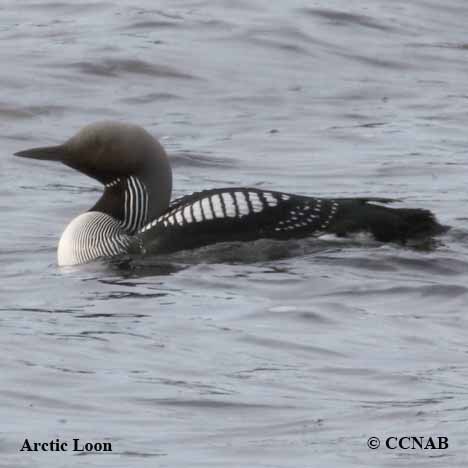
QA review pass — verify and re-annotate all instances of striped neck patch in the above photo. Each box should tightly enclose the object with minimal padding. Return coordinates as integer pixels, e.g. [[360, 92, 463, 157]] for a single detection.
[[119, 176, 149, 234]]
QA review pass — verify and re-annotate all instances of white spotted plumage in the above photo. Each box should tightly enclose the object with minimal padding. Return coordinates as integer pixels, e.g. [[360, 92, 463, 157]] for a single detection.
[[212, 195, 224, 217], [105, 177, 121, 188], [138, 190, 340, 245], [235, 192, 250, 216], [192, 200, 203, 222], [222, 193, 237, 217], [175, 211, 184, 225], [182, 206, 193, 223], [263, 192, 278, 207], [248, 192, 264, 213], [201, 198, 214, 220]]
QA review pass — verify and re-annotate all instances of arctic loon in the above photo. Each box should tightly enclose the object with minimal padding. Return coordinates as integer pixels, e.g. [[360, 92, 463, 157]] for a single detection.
[[14, 122, 445, 266]]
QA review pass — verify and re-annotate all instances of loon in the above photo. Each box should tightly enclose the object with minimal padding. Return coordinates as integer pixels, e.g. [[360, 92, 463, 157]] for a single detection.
[[14, 122, 445, 266]]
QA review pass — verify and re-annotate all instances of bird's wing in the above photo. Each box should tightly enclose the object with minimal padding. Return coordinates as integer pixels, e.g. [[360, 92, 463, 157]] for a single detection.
[[137, 187, 338, 253]]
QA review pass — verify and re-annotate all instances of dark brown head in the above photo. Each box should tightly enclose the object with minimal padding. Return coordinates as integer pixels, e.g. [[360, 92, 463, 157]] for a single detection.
[[15, 121, 173, 229]]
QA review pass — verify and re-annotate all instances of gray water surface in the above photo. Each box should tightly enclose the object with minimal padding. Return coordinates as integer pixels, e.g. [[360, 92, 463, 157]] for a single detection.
[[1, 1, 468, 467]]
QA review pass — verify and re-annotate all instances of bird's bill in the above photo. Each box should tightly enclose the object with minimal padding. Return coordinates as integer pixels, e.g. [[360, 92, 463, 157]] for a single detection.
[[14, 144, 66, 161]]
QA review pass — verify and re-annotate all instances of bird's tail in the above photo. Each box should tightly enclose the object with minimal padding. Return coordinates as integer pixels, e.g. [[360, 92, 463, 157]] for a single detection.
[[330, 200, 447, 242], [393, 208, 447, 239]]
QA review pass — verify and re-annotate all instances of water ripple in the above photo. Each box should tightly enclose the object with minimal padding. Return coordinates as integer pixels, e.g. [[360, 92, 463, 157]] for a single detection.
[[66, 59, 197, 79]]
